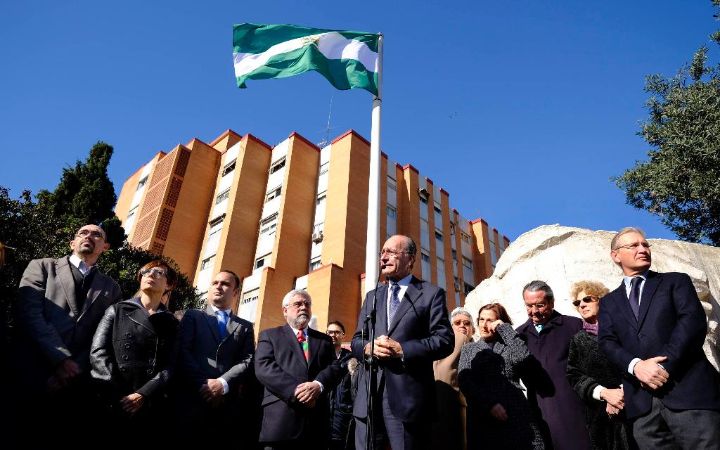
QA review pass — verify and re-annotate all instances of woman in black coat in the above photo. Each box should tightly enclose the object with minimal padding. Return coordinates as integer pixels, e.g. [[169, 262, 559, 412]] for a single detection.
[[459, 303, 545, 450], [566, 281, 636, 450], [90, 260, 179, 440]]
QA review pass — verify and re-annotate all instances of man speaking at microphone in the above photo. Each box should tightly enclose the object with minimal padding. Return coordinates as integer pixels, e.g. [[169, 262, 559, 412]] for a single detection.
[[351, 234, 453, 450]]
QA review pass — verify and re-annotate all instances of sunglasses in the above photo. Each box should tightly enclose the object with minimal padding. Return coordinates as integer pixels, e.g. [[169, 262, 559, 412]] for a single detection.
[[572, 296, 598, 307]]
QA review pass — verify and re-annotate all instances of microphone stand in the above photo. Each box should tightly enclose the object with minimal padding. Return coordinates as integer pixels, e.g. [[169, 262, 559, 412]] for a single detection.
[[364, 271, 382, 450]]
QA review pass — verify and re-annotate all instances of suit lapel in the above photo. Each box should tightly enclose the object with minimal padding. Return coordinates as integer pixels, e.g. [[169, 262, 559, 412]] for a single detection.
[[125, 303, 155, 334], [637, 271, 660, 329], [57, 257, 80, 318], [307, 329, 323, 370], [226, 314, 241, 337], [203, 305, 222, 342], [388, 277, 419, 336], [614, 283, 639, 331], [373, 284, 388, 336]]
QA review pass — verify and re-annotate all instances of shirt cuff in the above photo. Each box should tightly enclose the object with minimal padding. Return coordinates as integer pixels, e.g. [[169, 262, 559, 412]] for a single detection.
[[592, 385, 606, 401], [313, 380, 324, 393], [219, 377, 229, 395], [628, 358, 641, 376]]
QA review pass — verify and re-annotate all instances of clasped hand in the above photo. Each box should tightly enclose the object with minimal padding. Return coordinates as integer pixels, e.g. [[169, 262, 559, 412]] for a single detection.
[[634, 356, 669, 391], [295, 382, 320, 407], [364, 335, 403, 360]]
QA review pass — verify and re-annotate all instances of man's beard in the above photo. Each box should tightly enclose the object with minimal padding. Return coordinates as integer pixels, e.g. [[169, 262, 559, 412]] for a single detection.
[[78, 243, 95, 254], [292, 313, 309, 329]]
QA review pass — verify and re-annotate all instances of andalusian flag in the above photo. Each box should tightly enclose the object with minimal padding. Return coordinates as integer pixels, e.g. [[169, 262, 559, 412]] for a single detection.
[[232, 23, 380, 95]]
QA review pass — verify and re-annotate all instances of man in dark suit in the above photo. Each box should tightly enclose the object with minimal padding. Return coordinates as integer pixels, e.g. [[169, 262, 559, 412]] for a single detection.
[[598, 227, 720, 449], [352, 234, 454, 450], [327, 320, 356, 450], [175, 270, 256, 446], [255, 289, 343, 449], [516, 280, 591, 450], [13, 224, 123, 441]]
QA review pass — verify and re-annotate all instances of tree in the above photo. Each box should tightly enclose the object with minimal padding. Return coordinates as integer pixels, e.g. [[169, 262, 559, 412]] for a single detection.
[[615, 0, 720, 245], [0, 141, 199, 338]]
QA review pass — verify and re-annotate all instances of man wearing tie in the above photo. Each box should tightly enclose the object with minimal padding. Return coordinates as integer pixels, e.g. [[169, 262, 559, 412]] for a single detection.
[[255, 289, 342, 449], [352, 234, 454, 450], [598, 227, 720, 449], [174, 270, 256, 446]]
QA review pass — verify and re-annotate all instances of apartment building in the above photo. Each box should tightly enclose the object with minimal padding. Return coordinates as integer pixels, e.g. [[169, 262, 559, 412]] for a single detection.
[[116, 129, 510, 333]]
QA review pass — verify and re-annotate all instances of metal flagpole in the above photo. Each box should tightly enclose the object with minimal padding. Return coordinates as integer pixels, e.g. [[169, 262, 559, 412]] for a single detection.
[[364, 33, 383, 293]]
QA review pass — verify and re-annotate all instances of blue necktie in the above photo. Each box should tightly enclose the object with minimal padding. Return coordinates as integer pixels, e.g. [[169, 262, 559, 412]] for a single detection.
[[629, 277, 641, 320], [388, 283, 401, 326], [216, 310, 229, 339]]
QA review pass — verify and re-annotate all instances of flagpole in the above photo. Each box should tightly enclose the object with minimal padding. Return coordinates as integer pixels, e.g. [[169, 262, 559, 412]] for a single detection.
[[364, 33, 383, 293]]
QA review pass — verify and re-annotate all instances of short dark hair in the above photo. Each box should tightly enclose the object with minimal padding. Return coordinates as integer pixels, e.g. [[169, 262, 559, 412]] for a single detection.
[[218, 269, 241, 290], [327, 320, 345, 333], [136, 259, 178, 291]]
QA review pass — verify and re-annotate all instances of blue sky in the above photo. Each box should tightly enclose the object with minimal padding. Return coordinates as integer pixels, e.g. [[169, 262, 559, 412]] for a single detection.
[[1, 1, 717, 242]]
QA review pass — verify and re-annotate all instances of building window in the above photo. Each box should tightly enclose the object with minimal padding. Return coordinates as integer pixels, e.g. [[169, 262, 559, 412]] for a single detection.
[[319, 162, 329, 175], [461, 232, 471, 244], [136, 176, 148, 190], [255, 254, 270, 269], [387, 177, 397, 191], [421, 252, 430, 263], [462, 256, 472, 270], [241, 292, 259, 305], [127, 205, 138, 220], [420, 195, 428, 205], [310, 257, 322, 271], [200, 254, 215, 271], [434, 231, 443, 241], [386, 205, 397, 218], [269, 157, 286, 174], [265, 186, 282, 202], [221, 159, 236, 177], [451, 249, 457, 260], [316, 194, 326, 205], [215, 188, 230, 204], [209, 214, 225, 228], [434, 205, 441, 214]]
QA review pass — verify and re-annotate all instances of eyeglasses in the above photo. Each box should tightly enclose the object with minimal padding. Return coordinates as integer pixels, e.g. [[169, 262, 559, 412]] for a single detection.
[[379, 249, 409, 258], [76, 229, 105, 240], [140, 268, 167, 278], [287, 300, 311, 309], [326, 330, 344, 335], [614, 242, 651, 251], [572, 296, 599, 307]]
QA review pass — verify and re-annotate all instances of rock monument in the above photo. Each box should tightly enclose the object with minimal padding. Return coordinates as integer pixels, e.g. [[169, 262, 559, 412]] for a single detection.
[[465, 224, 720, 368]]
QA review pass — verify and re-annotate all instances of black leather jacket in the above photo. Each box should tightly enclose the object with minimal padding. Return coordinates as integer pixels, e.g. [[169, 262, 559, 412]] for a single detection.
[[90, 298, 178, 404]]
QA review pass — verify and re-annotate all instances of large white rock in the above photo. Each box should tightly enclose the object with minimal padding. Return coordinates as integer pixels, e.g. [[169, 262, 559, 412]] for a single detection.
[[464, 224, 720, 368]]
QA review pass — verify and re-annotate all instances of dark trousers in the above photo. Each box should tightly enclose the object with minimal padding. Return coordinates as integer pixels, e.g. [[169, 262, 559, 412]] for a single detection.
[[354, 385, 430, 450], [632, 397, 720, 450]]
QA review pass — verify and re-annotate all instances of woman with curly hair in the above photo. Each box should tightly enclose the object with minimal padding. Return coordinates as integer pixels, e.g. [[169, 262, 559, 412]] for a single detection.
[[566, 280, 636, 450]]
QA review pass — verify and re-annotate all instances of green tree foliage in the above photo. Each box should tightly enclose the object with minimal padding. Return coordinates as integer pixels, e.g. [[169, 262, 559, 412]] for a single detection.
[[0, 142, 199, 336], [615, 1, 720, 245]]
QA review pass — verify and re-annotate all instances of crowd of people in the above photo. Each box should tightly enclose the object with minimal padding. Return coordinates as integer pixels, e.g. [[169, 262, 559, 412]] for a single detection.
[[7, 224, 720, 450]]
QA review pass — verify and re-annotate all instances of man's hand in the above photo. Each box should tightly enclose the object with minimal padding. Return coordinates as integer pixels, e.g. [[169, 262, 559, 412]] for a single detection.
[[600, 387, 624, 410], [120, 392, 144, 415], [606, 403, 620, 416], [368, 335, 403, 360], [200, 378, 225, 404], [633, 356, 669, 390], [47, 358, 81, 392], [489, 403, 508, 421], [294, 382, 321, 405]]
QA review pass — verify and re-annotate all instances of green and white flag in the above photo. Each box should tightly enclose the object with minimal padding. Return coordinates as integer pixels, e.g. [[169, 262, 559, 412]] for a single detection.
[[233, 23, 379, 95]]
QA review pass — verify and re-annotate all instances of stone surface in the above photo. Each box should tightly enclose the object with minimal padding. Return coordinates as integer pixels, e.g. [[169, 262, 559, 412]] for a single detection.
[[464, 224, 720, 368]]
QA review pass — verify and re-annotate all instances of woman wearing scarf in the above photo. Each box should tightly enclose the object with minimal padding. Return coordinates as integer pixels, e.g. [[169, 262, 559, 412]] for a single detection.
[[566, 281, 636, 450]]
